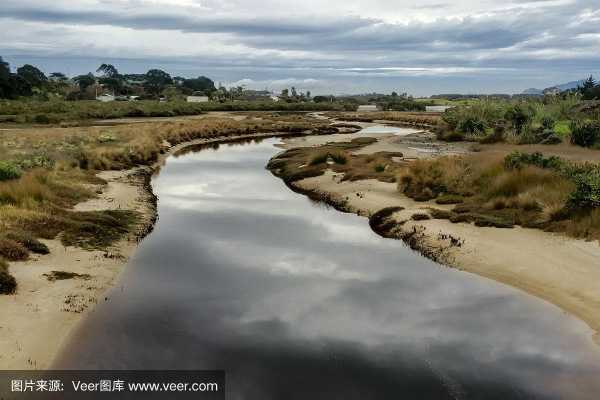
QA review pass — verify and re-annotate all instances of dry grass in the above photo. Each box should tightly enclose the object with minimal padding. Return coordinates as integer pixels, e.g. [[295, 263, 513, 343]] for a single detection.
[[397, 153, 600, 240]]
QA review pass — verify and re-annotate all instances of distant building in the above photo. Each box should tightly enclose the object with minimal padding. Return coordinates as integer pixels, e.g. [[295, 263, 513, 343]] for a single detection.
[[357, 104, 378, 112], [96, 94, 115, 102], [270, 96, 280, 102], [187, 96, 209, 103]]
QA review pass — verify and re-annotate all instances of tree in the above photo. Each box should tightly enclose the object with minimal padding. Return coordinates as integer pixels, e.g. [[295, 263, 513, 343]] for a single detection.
[[96, 64, 119, 78], [96, 64, 122, 94], [280, 88, 289, 99], [0, 57, 12, 98], [291, 87, 298, 98], [181, 76, 216, 94], [579, 75, 599, 100], [306, 90, 311, 99], [144, 69, 172, 97], [49, 72, 68, 82], [73, 73, 96, 91], [17, 64, 47, 89]]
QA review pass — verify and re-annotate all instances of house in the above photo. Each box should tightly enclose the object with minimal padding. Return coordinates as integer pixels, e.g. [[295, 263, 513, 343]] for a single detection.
[[187, 95, 209, 103], [357, 104, 378, 112]]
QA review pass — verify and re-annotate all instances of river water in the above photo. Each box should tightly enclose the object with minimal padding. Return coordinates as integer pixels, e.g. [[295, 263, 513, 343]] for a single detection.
[[57, 136, 600, 399]]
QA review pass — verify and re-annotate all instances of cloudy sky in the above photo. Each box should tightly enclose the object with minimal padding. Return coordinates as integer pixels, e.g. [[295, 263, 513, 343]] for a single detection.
[[1, 0, 599, 95]]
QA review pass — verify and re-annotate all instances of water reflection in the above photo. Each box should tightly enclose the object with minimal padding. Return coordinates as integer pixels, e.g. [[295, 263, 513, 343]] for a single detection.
[[57, 139, 600, 399]]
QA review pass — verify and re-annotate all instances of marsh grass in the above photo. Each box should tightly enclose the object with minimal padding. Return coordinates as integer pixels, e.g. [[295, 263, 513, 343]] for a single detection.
[[399, 152, 600, 240]]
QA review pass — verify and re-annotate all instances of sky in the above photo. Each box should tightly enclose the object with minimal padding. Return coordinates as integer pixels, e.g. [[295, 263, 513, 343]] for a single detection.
[[1, 0, 599, 96]]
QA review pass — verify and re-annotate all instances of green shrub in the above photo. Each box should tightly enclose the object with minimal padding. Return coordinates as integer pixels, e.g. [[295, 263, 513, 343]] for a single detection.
[[568, 168, 600, 209], [374, 164, 386, 173], [504, 104, 534, 134], [0, 161, 22, 181], [570, 120, 600, 147], [0, 259, 17, 295], [458, 117, 486, 135], [554, 120, 571, 136], [504, 151, 564, 171]]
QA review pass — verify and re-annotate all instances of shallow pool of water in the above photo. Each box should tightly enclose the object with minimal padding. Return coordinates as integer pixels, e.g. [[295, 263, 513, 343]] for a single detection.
[[57, 138, 600, 399], [358, 125, 421, 136]]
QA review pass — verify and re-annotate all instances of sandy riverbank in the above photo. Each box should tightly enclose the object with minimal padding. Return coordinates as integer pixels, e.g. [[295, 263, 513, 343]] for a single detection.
[[276, 134, 600, 345], [0, 129, 313, 370]]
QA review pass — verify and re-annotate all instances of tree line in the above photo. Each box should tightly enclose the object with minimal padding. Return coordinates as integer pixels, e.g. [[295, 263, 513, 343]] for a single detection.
[[0, 57, 217, 100]]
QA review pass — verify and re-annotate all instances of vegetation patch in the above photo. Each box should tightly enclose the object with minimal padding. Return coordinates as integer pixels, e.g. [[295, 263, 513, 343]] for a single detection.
[[5, 232, 50, 254], [435, 194, 464, 204], [435, 96, 600, 146], [570, 120, 600, 148], [411, 213, 431, 221], [60, 210, 139, 250], [369, 207, 404, 238], [268, 138, 404, 184], [398, 151, 600, 239], [0, 238, 29, 261], [0, 161, 21, 181], [0, 258, 16, 295], [44, 271, 91, 281]]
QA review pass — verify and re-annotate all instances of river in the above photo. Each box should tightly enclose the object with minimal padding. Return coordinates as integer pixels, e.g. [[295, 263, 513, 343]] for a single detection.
[[56, 135, 600, 399]]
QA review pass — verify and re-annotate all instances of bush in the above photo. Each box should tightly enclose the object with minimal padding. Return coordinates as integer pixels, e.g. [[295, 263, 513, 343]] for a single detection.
[[505, 104, 534, 134], [504, 151, 564, 171], [458, 117, 486, 135], [6, 232, 50, 254], [0, 259, 17, 295], [570, 120, 600, 147], [0, 161, 22, 181], [0, 238, 29, 261], [568, 168, 600, 209]]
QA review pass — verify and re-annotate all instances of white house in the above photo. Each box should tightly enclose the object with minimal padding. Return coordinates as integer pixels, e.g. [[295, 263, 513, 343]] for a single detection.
[[187, 96, 209, 103]]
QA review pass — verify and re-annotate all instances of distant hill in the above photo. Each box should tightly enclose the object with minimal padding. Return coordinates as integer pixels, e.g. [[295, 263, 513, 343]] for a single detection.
[[521, 79, 585, 95]]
